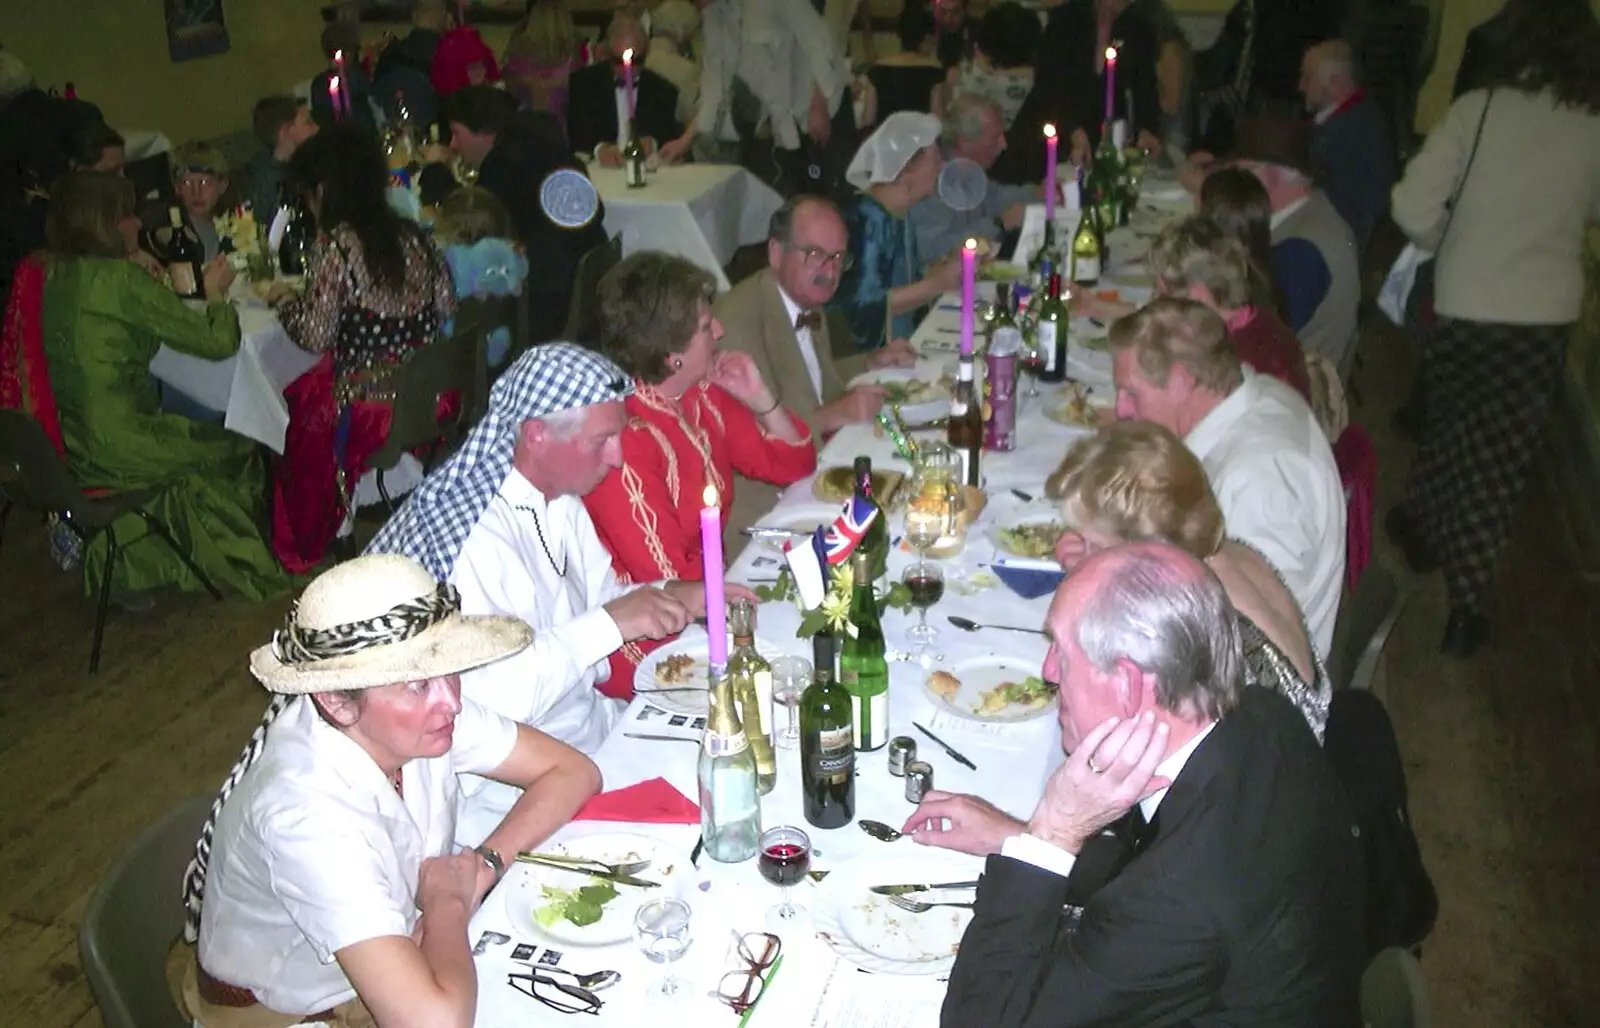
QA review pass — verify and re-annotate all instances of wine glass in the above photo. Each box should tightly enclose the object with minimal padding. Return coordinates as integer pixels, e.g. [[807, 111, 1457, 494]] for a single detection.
[[633, 898, 693, 999], [757, 825, 812, 921], [902, 560, 945, 646], [1019, 338, 1045, 400], [769, 657, 811, 749]]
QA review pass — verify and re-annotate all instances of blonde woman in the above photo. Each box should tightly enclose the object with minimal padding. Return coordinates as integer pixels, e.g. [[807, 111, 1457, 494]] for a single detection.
[[502, 0, 581, 127], [1046, 419, 1330, 741]]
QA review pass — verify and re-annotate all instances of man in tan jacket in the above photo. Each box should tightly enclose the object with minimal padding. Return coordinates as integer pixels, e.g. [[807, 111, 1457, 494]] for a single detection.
[[717, 195, 917, 544]]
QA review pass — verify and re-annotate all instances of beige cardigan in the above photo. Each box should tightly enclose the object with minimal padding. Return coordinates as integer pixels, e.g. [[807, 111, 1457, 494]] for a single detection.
[[1391, 88, 1600, 325]]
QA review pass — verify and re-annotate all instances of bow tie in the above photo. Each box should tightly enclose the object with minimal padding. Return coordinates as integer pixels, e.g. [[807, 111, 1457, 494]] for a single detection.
[[794, 309, 823, 333]]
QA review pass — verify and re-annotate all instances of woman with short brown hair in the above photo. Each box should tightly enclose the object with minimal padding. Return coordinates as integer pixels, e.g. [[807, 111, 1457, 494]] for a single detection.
[[1047, 419, 1329, 740]]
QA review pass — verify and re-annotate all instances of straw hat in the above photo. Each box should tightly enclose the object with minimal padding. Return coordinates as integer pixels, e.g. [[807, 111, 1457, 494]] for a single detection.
[[249, 555, 531, 693]]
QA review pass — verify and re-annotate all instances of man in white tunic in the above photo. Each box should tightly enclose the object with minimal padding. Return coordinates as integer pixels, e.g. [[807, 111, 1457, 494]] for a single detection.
[[368, 343, 738, 846], [1108, 298, 1345, 658]]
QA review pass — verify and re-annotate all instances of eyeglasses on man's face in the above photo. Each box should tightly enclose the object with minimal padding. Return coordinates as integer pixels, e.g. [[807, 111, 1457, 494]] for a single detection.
[[507, 971, 603, 1015], [786, 243, 854, 271], [714, 931, 782, 1015]]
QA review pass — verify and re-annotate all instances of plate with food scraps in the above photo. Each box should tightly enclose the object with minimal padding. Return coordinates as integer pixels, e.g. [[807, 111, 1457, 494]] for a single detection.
[[503, 831, 681, 946], [990, 514, 1068, 560], [859, 368, 949, 420], [635, 632, 788, 715], [1044, 383, 1101, 428], [751, 502, 846, 553], [924, 657, 1057, 723], [813, 465, 905, 505], [813, 848, 985, 975]]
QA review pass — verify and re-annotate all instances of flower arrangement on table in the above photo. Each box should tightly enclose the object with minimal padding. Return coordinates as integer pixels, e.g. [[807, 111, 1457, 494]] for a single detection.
[[215, 205, 272, 281]]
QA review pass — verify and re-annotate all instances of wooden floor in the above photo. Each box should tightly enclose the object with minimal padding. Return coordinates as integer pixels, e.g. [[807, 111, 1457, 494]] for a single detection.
[[2, 318, 1597, 1027]]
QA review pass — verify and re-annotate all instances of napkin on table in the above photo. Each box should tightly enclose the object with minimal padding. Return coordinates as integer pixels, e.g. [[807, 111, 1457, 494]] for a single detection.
[[572, 777, 700, 824]]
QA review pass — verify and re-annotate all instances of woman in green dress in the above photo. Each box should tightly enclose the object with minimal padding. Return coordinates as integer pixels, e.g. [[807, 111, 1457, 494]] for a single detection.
[[35, 171, 288, 600]]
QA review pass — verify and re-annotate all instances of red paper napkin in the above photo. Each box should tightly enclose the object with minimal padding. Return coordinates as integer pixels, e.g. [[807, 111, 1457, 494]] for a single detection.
[[572, 777, 700, 824]]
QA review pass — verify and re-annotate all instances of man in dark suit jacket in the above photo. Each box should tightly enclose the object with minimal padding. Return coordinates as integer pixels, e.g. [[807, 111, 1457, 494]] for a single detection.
[[443, 86, 608, 343], [903, 542, 1366, 1027], [1301, 39, 1394, 250], [566, 13, 686, 166]]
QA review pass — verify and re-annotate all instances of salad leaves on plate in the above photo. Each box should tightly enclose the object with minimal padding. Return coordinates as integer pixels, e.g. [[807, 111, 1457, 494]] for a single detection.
[[534, 880, 618, 928]]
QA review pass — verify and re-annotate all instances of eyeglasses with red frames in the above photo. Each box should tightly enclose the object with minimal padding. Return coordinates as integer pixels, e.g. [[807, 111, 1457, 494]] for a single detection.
[[713, 931, 783, 1015]]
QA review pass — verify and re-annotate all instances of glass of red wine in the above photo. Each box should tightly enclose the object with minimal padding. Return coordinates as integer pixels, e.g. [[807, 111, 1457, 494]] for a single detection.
[[902, 559, 945, 646], [757, 825, 812, 922]]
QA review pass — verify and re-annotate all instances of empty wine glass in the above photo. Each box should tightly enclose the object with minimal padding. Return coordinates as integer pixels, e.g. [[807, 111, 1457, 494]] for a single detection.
[[1019, 337, 1045, 400], [769, 657, 810, 749], [902, 560, 945, 646], [633, 898, 693, 999], [757, 825, 812, 921]]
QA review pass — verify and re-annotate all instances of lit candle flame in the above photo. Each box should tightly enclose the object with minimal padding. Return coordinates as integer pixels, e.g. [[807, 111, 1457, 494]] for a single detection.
[[330, 75, 341, 91], [1105, 46, 1118, 63], [703, 484, 718, 507], [1043, 123, 1057, 140], [964, 238, 978, 252], [622, 48, 634, 66]]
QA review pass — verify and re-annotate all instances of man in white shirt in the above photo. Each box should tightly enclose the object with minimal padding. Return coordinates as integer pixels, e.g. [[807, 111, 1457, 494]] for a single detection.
[[1109, 297, 1344, 657], [901, 542, 1365, 1025], [717, 196, 917, 541], [368, 344, 743, 845]]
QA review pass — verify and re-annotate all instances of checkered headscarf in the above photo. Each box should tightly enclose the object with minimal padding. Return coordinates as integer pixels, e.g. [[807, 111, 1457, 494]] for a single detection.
[[366, 343, 633, 579]]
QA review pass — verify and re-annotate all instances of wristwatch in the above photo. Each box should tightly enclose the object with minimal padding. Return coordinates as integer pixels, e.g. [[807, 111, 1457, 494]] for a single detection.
[[474, 844, 506, 884]]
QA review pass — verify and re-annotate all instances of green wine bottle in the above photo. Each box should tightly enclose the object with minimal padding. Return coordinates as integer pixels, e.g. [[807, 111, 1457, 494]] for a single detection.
[[799, 632, 854, 829], [728, 598, 777, 794], [852, 456, 889, 586], [839, 550, 889, 752], [1036, 272, 1069, 383]]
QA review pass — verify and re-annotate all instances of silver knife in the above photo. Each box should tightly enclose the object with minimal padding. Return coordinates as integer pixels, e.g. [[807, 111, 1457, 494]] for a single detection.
[[741, 525, 813, 539], [869, 879, 980, 896], [623, 732, 700, 743], [515, 854, 661, 888]]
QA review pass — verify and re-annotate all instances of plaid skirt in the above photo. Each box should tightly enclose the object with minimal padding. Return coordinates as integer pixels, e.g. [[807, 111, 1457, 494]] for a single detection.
[[1403, 317, 1570, 610]]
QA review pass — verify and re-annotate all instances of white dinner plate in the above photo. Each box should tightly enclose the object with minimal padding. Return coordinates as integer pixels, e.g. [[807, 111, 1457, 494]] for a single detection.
[[988, 513, 1068, 561], [635, 633, 787, 715], [813, 848, 985, 975], [752, 502, 845, 553], [501, 831, 685, 946], [858, 367, 949, 421], [923, 655, 1057, 724]]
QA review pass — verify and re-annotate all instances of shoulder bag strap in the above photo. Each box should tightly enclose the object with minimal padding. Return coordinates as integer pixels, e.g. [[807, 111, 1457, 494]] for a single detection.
[[1437, 88, 1494, 252]]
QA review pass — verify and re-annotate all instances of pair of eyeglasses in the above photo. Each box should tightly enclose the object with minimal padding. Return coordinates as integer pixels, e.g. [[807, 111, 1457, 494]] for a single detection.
[[507, 971, 602, 1016], [713, 931, 782, 1015], [787, 244, 854, 271]]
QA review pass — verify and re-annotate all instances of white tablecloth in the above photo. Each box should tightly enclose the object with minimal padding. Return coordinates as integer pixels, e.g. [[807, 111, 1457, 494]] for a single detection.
[[464, 201, 1178, 1026], [594, 164, 783, 292]]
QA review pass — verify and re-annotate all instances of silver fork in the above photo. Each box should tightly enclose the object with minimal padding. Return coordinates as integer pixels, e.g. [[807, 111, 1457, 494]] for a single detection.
[[888, 895, 976, 914], [518, 853, 653, 876]]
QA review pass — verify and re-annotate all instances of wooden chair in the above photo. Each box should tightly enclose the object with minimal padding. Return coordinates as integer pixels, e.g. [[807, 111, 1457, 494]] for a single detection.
[[78, 795, 211, 1028], [363, 322, 487, 512], [0, 410, 222, 673], [1361, 946, 1432, 1028], [562, 233, 624, 344], [1328, 565, 1406, 693]]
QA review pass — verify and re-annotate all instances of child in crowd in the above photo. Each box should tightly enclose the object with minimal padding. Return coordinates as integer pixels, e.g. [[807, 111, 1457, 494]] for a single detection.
[[430, 186, 527, 369]]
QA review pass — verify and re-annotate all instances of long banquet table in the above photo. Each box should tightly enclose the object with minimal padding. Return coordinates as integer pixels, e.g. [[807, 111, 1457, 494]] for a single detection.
[[464, 195, 1179, 1026]]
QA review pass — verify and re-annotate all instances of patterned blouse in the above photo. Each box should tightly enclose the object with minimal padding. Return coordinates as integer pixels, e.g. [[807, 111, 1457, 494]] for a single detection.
[[1231, 538, 1332, 744], [279, 225, 455, 404]]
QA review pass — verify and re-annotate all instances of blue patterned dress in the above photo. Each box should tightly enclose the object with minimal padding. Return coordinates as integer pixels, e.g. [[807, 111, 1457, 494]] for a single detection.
[[832, 193, 924, 352]]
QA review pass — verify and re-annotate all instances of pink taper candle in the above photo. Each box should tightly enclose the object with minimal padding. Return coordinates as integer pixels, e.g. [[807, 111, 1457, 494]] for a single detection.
[[1104, 46, 1118, 124], [329, 75, 343, 122], [959, 238, 977, 357], [622, 48, 637, 120], [334, 50, 350, 119], [1043, 124, 1058, 221], [700, 485, 727, 666]]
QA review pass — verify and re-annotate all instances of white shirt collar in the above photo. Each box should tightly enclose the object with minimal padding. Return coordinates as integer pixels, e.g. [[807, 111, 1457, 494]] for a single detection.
[[1139, 719, 1217, 821], [1270, 193, 1312, 230], [1184, 366, 1257, 460], [775, 282, 803, 325]]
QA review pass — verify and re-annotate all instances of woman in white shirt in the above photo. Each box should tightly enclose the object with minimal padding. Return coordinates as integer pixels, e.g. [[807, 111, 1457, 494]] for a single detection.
[[174, 554, 601, 1028], [1386, 0, 1600, 659]]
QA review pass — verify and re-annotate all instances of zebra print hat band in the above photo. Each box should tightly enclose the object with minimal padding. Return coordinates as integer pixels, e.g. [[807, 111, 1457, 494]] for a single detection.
[[273, 582, 460, 666]]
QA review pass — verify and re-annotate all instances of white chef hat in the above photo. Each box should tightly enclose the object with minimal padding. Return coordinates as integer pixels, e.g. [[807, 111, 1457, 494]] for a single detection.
[[846, 111, 942, 190]]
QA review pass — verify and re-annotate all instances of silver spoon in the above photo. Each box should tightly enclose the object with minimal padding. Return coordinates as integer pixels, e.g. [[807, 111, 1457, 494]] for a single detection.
[[859, 819, 904, 842], [542, 967, 622, 991], [947, 615, 1047, 637]]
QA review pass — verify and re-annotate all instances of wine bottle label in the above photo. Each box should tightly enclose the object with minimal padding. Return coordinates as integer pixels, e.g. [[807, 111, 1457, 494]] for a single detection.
[[809, 726, 853, 784], [1074, 257, 1101, 283], [950, 398, 968, 416], [169, 264, 199, 297], [952, 447, 969, 487], [704, 730, 749, 758], [1038, 322, 1058, 371], [850, 691, 888, 750]]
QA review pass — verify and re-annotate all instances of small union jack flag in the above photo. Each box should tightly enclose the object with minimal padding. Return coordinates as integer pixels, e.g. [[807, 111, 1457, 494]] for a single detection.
[[823, 493, 879, 566], [783, 495, 879, 608]]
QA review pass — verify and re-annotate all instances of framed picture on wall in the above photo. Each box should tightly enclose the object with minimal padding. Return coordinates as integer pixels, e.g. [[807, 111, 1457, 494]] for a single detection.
[[166, 0, 232, 62]]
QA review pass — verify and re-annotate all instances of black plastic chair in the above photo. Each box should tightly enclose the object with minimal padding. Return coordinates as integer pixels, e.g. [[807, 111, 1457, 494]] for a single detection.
[[1328, 565, 1407, 693], [466, 292, 528, 375], [364, 322, 487, 512], [562, 233, 624, 345], [0, 410, 222, 672], [1361, 946, 1432, 1028], [78, 795, 211, 1028]]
